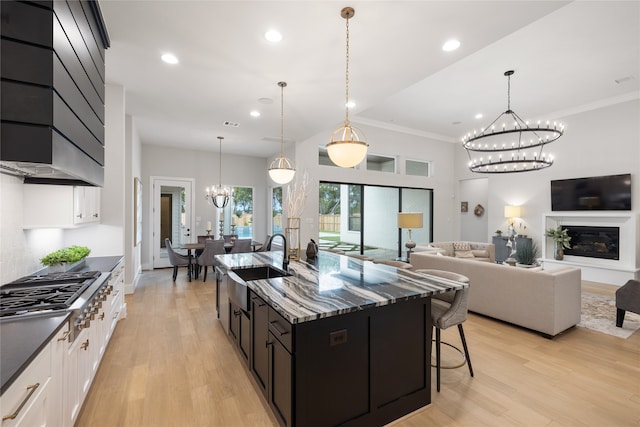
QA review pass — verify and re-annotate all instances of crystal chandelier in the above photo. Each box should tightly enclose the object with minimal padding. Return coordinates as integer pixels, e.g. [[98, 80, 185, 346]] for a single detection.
[[326, 7, 368, 168], [268, 81, 296, 184], [462, 70, 565, 173], [205, 136, 232, 208]]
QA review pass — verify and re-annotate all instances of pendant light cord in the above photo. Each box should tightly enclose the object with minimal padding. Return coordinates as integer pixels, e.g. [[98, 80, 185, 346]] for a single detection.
[[218, 136, 223, 187], [344, 11, 350, 126], [280, 82, 285, 156]]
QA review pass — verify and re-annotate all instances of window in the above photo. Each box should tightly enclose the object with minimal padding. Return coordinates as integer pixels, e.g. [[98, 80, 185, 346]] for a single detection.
[[272, 186, 283, 234], [222, 186, 253, 238], [318, 181, 433, 259], [366, 154, 395, 172], [406, 159, 431, 177]]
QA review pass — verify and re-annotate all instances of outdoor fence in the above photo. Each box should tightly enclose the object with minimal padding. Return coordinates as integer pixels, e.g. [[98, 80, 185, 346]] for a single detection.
[[319, 214, 340, 232]]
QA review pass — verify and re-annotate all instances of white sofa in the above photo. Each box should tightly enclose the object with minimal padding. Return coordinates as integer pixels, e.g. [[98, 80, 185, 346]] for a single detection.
[[413, 241, 495, 263], [410, 252, 582, 337]]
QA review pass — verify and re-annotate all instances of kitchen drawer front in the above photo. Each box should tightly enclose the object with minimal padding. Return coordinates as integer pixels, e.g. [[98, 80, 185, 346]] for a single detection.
[[268, 307, 293, 353], [0, 343, 51, 427]]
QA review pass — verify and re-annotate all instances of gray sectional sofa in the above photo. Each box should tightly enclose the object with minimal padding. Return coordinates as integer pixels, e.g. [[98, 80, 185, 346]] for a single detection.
[[410, 250, 582, 337]]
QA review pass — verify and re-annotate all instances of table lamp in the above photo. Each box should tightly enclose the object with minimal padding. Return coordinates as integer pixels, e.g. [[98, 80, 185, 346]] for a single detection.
[[398, 212, 424, 255]]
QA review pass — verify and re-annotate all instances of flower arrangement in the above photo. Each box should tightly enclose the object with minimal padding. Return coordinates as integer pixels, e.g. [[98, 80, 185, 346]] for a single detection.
[[40, 245, 91, 267], [544, 226, 572, 248]]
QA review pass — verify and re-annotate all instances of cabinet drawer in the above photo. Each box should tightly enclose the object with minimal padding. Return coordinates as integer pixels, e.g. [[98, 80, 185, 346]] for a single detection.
[[268, 307, 293, 353]]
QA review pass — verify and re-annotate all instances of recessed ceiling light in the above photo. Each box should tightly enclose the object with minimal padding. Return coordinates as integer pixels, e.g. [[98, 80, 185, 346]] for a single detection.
[[442, 39, 460, 52], [475, 113, 483, 119], [250, 111, 261, 117], [161, 53, 179, 64], [258, 97, 274, 105], [346, 101, 356, 109], [265, 30, 283, 42]]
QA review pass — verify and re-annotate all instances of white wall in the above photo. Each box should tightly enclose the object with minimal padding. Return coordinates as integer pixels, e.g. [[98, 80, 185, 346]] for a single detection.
[[124, 114, 142, 292], [459, 178, 488, 242], [139, 144, 270, 269]]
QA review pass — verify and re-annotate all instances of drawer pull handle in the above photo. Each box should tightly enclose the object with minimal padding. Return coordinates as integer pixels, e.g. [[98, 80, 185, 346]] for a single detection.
[[81, 339, 89, 351], [2, 383, 40, 421], [269, 321, 289, 336], [99, 313, 105, 321], [57, 330, 71, 341]]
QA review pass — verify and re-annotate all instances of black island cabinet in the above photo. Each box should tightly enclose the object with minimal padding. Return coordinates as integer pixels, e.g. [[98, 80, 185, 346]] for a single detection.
[[216, 251, 466, 427], [248, 290, 430, 427]]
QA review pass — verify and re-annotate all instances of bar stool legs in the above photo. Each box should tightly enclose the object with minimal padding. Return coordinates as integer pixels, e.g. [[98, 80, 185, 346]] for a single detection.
[[433, 324, 474, 392]]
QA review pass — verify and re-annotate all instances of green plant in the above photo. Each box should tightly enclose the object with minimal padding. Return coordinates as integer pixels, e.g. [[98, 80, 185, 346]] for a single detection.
[[516, 240, 539, 265], [545, 226, 572, 248], [40, 245, 91, 266], [495, 229, 502, 235]]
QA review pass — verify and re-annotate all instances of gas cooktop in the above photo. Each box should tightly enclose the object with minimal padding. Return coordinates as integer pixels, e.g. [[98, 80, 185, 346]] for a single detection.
[[0, 271, 102, 317]]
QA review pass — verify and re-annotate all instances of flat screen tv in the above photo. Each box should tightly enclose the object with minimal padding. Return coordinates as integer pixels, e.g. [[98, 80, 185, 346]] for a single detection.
[[551, 173, 632, 211]]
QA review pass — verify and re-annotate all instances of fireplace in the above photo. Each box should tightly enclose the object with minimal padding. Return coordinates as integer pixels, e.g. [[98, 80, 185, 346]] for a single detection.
[[564, 225, 620, 260]]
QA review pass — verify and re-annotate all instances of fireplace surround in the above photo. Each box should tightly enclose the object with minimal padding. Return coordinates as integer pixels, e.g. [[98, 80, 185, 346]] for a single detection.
[[542, 212, 638, 285]]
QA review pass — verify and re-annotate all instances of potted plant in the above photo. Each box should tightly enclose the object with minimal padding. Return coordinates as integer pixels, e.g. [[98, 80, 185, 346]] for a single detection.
[[495, 229, 503, 236], [516, 240, 539, 266], [40, 245, 91, 272], [544, 227, 571, 260]]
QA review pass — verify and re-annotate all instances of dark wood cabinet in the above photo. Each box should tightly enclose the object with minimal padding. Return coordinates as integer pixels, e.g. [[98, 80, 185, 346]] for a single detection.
[[228, 302, 249, 364], [246, 290, 431, 427], [251, 294, 269, 395], [268, 331, 293, 427]]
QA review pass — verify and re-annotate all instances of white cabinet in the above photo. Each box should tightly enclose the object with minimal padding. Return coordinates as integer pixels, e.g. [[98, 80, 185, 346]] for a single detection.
[[23, 184, 100, 228], [0, 332, 54, 427], [64, 329, 92, 427]]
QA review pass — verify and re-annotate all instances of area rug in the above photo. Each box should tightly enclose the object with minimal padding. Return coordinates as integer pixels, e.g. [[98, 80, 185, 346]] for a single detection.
[[578, 292, 640, 339]]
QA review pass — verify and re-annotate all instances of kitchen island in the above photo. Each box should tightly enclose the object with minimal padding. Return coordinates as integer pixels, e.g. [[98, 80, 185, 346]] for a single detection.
[[216, 251, 467, 427]]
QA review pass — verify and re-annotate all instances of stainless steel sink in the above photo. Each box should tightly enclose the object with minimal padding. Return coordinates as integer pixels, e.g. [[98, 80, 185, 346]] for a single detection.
[[227, 266, 290, 311]]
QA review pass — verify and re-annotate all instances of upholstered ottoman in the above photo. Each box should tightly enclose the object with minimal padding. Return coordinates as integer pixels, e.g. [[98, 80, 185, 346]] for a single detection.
[[616, 279, 640, 327]]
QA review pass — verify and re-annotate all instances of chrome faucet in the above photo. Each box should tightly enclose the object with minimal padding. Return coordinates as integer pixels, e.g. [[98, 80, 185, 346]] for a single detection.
[[270, 233, 289, 271]]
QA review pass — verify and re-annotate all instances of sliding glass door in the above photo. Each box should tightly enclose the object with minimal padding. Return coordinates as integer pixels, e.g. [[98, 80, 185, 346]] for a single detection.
[[318, 181, 433, 260]]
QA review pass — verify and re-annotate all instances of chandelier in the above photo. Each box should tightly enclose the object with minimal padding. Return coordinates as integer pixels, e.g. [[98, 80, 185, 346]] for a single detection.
[[326, 7, 368, 168], [462, 70, 565, 173], [268, 81, 296, 184], [205, 136, 232, 208]]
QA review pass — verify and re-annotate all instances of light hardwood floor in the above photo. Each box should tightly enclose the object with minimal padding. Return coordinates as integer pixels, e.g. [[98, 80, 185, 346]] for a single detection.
[[77, 270, 640, 427]]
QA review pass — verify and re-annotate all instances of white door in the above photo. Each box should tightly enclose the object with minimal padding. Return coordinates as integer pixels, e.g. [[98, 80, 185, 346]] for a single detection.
[[152, 177, 195, 269]]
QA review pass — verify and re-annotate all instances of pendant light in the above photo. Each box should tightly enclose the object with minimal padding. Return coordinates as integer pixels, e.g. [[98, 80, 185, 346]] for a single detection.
[[326, 7, 368, 168], [205, 136, 232, 208], [268, 81, 296, 184]]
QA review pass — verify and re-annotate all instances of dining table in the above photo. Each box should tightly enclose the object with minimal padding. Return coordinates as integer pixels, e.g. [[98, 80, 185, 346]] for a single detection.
[[177, 240, 263, 281]]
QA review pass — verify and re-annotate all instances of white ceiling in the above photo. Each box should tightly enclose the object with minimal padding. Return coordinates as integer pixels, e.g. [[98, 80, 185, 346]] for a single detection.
[[101, 1, 640, 158]]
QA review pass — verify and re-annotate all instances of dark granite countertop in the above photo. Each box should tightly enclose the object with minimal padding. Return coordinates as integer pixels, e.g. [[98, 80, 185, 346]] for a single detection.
[[0, 311, 70, 395], [216, 251, 467, 324], [1, 256, 124, 396]]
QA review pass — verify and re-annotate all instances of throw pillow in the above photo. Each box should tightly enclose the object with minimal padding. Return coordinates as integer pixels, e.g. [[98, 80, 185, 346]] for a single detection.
[[453, 241, 471, 251], [454, 250, 475, 258], [471, 249, 489, 258]]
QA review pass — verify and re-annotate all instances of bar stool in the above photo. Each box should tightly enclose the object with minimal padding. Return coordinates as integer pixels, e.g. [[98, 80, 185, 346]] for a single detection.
[[415, 268, 474, 392]]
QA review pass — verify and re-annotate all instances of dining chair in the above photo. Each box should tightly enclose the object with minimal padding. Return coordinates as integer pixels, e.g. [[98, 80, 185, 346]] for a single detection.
[[415, 268, 473, 392], [222, 234, 238, 244], [230, 238, 252, 253], [165, 238, 190, 281], [196, 239, 226, 282]]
